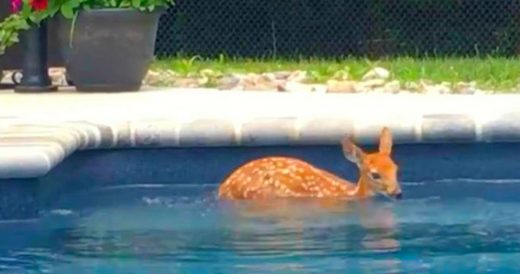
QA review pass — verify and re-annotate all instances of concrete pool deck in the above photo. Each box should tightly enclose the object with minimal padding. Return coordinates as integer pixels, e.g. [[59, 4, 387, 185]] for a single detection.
[[1, 87, 520, 179]]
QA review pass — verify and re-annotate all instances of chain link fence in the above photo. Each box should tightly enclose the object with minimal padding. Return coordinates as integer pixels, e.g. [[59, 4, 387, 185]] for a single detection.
[[155, 0, 520, 59]]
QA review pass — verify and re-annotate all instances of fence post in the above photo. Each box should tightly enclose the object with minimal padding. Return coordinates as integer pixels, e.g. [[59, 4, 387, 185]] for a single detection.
[[14, 20, 57, 93]]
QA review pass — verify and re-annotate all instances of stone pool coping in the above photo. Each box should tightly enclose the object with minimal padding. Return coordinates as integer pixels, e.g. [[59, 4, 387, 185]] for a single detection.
[[0, 87, 520, 179]]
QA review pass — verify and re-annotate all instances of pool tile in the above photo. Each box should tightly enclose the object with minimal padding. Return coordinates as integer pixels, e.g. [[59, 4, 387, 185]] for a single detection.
[[0, 129, 79, 155], [179, 119, 236, 146], [421, 114, 476, 142], [82, 122, 115, 148], [481, 112, 520, 142], [62, 121, 101, 149], [0, 138, 67, 165], [298, 118, 353, 145], [240, 117, 297, 145], [0, 147, 53, 178], [112, 121, 132, 148], [131, 119, 179, 147], [355, 123, 417, 145]]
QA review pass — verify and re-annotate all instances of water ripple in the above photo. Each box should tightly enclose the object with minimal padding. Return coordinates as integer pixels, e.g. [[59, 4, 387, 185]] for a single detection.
[[1, 184, 520, 273]]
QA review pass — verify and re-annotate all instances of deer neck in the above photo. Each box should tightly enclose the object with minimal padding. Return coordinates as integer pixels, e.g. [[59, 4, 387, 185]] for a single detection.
[[347, 173, 375, 199]]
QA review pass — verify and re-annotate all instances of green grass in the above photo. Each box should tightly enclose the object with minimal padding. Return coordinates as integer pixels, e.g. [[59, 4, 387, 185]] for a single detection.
[[151, 55, 520, 92]]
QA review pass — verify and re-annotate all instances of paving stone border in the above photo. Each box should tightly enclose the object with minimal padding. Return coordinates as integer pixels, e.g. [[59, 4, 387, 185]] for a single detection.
[[1, 88, 520, 179]]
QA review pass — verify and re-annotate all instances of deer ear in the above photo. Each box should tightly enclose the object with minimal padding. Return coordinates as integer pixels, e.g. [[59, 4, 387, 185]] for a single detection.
[[341, 136, 365, 164], [379, 127, 393, 155]]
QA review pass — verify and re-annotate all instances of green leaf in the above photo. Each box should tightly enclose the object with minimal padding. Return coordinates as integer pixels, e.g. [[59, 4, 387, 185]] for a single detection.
[[61, 3, 75, 19], [18, 19, 30, 29], [132, 0, 141, 8], [28, 14, 36, 22], [45, 0, 63, 16], [21, 3, 32, 18]]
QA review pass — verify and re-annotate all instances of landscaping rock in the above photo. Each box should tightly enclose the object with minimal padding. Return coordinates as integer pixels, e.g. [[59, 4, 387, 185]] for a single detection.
[[273, 71, 293, 80], [1, 68, 69, 86], [326, 80, 357, 93], [199, 69, 221, 78], [287, 70, 308, 83], [362, 67, 390, 81], [143, 70, 161, 86], [217, 75, 241, 90], [403, 80, 452, 94], [357, 79, 386, 91], [238, 73, 280, 91], [331, 70, 350, 80], [143, 69, 179, 86], [172, 77, 204, 88], [404, 81, 420, 92], [280, 82, 327, 93], [418, 79, 433, 91], [57, 66, 493, 94], [49, 67, 68, 86], [261, 72, 278, 82], [0, 71, 12, 84], [312, 84, 328, 94], [384, 80, 401, 93], [453, 81, 477, 94], [423, 82, 452, 95]]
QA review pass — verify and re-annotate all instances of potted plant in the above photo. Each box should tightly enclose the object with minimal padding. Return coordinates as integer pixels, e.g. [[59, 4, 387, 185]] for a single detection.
[[0, 0, 174, 92]]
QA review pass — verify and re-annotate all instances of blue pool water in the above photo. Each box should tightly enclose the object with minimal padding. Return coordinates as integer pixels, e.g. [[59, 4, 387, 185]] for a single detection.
[[1, 180, 520, 274], [2, 144, 520, 273]]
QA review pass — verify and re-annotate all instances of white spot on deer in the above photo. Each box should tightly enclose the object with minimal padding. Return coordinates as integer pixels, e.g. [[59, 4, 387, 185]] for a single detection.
[[275, 161, 285, 168], [305, 175, 315, 181], [266, 164, 276, 171]]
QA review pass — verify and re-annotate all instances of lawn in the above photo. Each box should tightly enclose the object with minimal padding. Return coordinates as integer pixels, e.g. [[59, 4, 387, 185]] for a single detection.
[[151, 55, 520, 92]]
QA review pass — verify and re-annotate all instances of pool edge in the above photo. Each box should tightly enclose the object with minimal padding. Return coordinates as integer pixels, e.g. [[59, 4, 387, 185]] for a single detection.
[[1, 91, 520, 179]]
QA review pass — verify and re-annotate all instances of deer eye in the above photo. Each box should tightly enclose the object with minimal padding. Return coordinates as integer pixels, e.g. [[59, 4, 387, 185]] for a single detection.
[[370, 172, 381, 180]]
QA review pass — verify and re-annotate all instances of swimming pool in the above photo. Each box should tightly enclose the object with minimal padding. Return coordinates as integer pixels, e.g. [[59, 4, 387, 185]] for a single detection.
[[1, 144, 520, 273]]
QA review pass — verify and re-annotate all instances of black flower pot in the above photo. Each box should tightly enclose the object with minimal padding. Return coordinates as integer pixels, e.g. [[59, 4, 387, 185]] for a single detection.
[[59, 9, 163, 92]]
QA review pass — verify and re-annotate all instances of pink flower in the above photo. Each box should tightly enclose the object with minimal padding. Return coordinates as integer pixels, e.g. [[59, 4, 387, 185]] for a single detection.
[[10, 0, 22, 13]]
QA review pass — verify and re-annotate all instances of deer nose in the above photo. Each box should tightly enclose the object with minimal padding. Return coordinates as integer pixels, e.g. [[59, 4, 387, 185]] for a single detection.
[[394, 192, 403, 200]]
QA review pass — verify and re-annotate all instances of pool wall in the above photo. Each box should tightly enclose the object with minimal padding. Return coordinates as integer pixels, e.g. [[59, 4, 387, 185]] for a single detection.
[[2, 143, 520, 220], [2, 90, 520, 220]]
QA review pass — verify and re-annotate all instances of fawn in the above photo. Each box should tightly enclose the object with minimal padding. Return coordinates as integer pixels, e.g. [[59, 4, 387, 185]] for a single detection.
[[218, 127, 402, 200]]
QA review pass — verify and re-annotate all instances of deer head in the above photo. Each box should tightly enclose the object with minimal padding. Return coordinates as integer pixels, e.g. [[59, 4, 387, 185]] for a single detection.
[[341, 127, 402, 200]]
